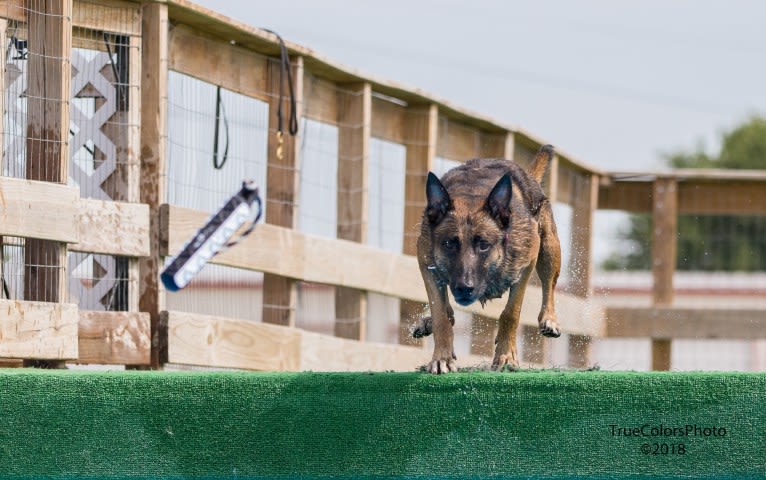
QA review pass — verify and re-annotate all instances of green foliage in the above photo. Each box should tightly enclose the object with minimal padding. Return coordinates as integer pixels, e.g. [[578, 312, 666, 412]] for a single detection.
[[603, 116, 766, 271]]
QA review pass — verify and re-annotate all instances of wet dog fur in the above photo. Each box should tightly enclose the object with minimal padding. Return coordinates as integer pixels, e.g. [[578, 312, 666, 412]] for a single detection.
[[413, 145, 561, 374]]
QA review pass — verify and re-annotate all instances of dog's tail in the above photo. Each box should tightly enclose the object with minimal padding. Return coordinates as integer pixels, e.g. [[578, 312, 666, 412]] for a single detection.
[[528, 144, 555, 183]]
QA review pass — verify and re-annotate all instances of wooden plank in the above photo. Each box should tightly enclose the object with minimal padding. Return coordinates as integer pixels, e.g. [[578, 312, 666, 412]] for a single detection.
[[335, 82, 371, 340], [0, 300, 78, 360], [139, 2, 169, 368], [400, 104, 437, 345], [0, 178, 78, 242], [652, 178, 677, 306], [0, 0, 25, 22], [24, 1, 72, 313], [370, 95, 405, 144], [72, 0, 141, 35], [71, 199, 150, 257], [262, 55, 304, 327], [437, 117, 479, 161], [606, 306, 766, 339], [162, 310, 302, 371], [163, 204, 605, 338], [678, 181, 766, 215], [568, 173, 599, 297], [479, 131, 513, 159], [78, 310, 150, 365], [168, 24, 270, 102], [303, 73, 338, 124], [300, 330, 432, 371], [598, 181, 653, 212], [652, 339, 672, 371]]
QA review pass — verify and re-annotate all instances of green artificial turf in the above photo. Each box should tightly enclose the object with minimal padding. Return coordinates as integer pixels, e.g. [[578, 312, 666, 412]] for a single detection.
[[1, 369, 765, 479]]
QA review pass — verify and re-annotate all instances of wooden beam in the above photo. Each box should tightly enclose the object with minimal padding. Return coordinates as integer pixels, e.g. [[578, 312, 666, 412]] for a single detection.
[[0, 300, 78, 360], [335, 82, 371, 340], [400, 104, 437, 345], [139, 2, 169, 368], [78, 311, 151, 365], [568, 173, 599, 298], [303, 73, 338, 124], [598, 181, 653, 212], [0, 178, 79, 243], [161, 310, 491, 372], [479, 131, 514, 159], [370, 95, 405, 144], [437, 117, 479, 161], [606, 306, 766, 339], [71, 199, 150, 257], [23, 0, 72, 318], [0, 0, 25, 22], [652, 339, 672, 372], [652, 178, 677, 306], [162, 204, 606, 338], [72, 0, 141, 35], [167, 24, 269, 102], [161, 310, 303, 371], [262, 55, 303, 327]]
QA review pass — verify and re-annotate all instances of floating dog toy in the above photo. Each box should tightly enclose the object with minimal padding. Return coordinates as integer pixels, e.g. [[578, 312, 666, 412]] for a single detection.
[[161, 180, 262, 291]]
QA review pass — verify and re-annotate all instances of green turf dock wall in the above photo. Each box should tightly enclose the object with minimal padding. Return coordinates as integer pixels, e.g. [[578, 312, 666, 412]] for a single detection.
[[1, 369, 765, 479]]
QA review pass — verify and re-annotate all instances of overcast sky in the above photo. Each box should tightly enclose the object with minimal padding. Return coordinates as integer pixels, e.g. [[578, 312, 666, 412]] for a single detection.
[[192, 0, 765, 172]]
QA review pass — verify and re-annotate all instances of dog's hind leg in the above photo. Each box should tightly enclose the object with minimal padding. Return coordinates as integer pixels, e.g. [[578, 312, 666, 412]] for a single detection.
[[536, 201, 562, 338], [492, 264, 534, 370]]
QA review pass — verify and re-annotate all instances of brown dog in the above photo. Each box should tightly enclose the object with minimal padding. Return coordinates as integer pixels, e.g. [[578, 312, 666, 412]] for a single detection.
[[413, 145, 561, 374]]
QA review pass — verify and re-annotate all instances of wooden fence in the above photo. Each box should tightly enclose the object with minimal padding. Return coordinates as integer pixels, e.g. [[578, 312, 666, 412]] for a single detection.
[[0, 0, 764, 371]]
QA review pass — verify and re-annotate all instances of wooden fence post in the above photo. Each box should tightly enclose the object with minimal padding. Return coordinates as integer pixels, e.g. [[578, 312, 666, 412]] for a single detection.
[[651, 177, 678, 371], [262, 56, 303, 327], [22, 0, 72, 367], [335, 82, 371, 340], [565, 171, 598, 368], [139, 1, 168, 368], [399, 104, 438, 345]]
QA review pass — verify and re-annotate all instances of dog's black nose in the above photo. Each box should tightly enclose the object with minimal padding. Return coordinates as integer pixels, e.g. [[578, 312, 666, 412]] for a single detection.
[[453, 283, 475, 304]]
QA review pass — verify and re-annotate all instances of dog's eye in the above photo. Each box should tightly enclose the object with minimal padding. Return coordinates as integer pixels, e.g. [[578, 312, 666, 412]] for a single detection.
[[476, 238, 492, 253], [442, 238, 459, 251]]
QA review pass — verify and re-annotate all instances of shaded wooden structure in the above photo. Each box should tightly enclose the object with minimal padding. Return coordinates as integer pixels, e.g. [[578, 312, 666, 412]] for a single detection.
[[0, 0, 764, 371]]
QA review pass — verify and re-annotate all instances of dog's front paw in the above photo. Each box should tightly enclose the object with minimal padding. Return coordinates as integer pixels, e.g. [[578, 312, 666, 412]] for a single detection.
[[539, 316, 561, 338], [427, 351, 457, 374], [491, 352, 519, 371], [411, 316, 433, 338]]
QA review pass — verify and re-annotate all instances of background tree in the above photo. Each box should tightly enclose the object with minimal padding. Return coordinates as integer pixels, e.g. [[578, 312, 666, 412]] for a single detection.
[[603, 116, 766, 272]]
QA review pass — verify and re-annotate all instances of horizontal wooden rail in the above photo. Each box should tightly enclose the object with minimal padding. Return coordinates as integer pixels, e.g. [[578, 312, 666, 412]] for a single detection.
[[606, 307, 766, 339], [0, 300, 150, 364], [78, 310, 151, 365], [71, 198, 150, 257], [160, 310, 494, 371], [0, 177, 149, 256], [0, 300, 79, 360], [0, 177, 80, 243], [599, 173, 766, 214], [161, 204, 605, 337]]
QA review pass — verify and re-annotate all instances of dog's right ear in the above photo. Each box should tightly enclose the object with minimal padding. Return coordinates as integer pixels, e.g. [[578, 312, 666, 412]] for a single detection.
[[425, 172, 452, 225]]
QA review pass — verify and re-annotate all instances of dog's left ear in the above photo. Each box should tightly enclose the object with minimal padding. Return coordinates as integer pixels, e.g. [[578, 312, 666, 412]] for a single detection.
[[485, 174, 512, 228], [426, 172, 452, 225]]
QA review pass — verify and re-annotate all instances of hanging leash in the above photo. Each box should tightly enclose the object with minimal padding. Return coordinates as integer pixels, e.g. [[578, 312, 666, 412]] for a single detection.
[[261, 28, 298, 160]]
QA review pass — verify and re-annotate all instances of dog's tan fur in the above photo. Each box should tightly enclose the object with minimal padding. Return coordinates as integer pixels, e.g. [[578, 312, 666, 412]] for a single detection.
[[414, 145, 561, 374]]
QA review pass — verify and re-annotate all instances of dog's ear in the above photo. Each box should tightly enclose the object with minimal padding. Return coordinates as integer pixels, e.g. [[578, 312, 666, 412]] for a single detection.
[[425, 172, 452, 225], [485, 174, 512, 228]]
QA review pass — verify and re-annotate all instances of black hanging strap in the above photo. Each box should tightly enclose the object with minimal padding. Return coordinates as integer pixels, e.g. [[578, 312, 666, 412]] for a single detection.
[[212, 85, 230, 169], [261, 29, 298, 137]]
